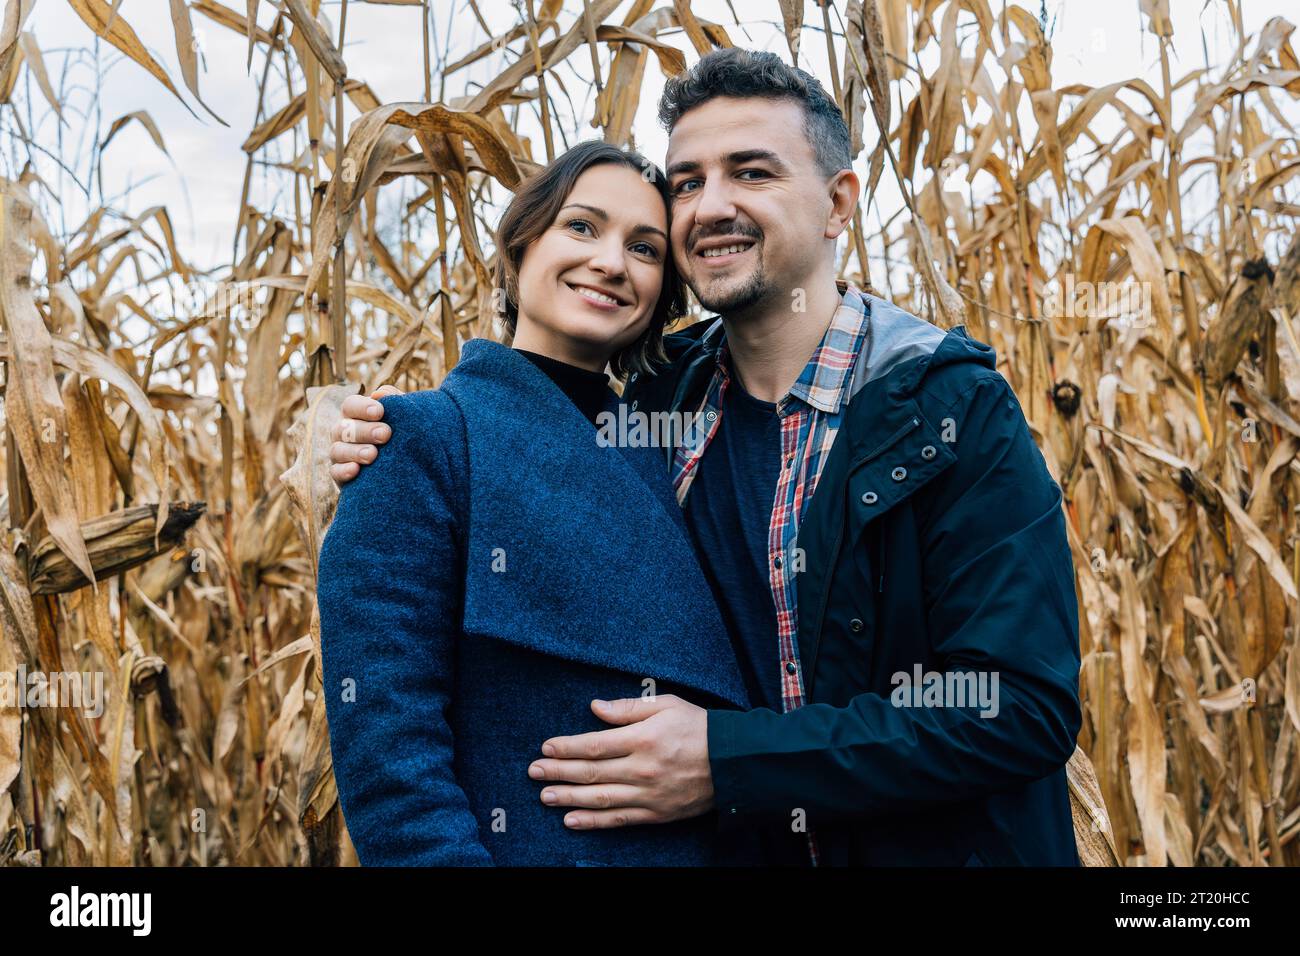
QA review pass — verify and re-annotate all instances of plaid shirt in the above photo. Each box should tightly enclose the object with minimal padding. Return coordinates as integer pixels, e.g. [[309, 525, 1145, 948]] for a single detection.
[[670, 285, 872, 866]]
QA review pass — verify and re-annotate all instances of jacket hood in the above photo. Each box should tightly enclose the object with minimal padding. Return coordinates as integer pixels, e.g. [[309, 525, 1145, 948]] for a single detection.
[[660, 284, 997, 404], [851, 291, 996, 402]]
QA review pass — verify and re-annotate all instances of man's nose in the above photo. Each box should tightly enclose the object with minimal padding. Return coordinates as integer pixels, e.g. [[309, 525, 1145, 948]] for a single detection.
[[693, 175, 739, 226]]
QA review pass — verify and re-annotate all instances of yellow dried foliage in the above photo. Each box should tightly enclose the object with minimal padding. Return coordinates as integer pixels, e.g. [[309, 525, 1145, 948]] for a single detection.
[[0, 0, 1296, 868]]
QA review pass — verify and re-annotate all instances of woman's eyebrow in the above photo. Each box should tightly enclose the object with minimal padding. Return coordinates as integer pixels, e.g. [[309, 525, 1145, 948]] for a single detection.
[[561, 203, 665, 241], [631, 223, 668, 241], [559, 202, 608, 220]]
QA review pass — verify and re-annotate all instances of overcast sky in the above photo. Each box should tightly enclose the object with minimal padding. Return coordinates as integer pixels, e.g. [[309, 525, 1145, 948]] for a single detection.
[[12, 0, 1293, 280]]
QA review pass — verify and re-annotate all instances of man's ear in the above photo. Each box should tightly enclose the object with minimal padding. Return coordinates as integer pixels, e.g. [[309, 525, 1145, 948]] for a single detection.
[[824, 167, 861, 240]]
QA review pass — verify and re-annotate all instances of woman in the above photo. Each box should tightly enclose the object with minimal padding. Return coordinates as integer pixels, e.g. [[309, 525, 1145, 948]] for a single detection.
[[316, 142, 754, 866]]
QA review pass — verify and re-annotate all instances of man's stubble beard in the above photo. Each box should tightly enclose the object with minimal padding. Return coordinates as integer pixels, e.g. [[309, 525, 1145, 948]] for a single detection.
[[689, 247, 773, 318]]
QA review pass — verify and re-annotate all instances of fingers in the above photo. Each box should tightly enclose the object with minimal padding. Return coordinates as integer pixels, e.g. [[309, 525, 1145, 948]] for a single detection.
[[540, 724, 638, 760], [340, 393, 386, 422], [560, 807, 659, 830], [329, 443, 380, 487], [590, 694, 678, 726], [538, 783, 643, 810], [333, 397, 392, 444], [330, 440, 379, 466], [529, 754, 640, 785], [330, 418, 391, 445], [328, 387, 398, 486], [330, 461, 360, 484]]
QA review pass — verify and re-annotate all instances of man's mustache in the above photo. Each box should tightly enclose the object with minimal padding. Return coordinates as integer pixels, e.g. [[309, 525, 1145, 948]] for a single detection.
[[686, 223, 762, 254]]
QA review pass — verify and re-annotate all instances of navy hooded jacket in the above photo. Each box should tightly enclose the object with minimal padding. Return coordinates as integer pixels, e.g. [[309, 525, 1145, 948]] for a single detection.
[[624, 287, 1083, 866]]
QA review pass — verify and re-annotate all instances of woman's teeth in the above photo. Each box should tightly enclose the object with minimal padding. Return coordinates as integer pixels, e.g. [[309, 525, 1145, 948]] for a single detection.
[[702, 244, 750, 258], [573, 285, 620, 305]]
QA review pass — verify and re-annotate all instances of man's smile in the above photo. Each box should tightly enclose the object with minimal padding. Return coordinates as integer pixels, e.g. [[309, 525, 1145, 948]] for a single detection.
[[692, 237, 757, 266]]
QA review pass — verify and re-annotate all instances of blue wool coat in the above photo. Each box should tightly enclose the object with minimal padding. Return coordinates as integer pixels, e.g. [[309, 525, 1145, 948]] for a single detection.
[[316, 338, 754, 866]]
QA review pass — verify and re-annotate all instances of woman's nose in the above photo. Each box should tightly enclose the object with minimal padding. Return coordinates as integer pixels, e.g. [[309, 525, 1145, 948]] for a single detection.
[[587, 240, 627, 277]]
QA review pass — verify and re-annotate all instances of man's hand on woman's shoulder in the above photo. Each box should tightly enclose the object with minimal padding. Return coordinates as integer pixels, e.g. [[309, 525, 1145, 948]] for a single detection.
[[330, 384, 403, 485]]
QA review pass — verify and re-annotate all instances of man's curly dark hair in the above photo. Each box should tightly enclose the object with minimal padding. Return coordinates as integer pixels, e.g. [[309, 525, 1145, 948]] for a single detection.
[[657, 47, 853, 177]]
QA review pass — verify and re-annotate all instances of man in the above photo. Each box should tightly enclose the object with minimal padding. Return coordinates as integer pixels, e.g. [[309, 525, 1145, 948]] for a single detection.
[[329, 48, 1082, 866]]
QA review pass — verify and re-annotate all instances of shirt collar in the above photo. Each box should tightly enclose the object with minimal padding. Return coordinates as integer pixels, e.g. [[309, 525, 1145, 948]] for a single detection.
[[713, 281, 871, 416]]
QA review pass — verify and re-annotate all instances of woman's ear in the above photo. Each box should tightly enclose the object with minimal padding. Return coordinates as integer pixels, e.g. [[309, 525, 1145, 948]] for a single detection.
[[824, 168, 861, 240]]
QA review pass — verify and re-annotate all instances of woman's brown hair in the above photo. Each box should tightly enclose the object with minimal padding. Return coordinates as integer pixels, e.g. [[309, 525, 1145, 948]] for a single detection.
[[493, 140, 684, 380]]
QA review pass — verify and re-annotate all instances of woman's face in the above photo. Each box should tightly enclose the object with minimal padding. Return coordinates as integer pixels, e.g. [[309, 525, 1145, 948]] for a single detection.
[[512, 163, 669, 371]]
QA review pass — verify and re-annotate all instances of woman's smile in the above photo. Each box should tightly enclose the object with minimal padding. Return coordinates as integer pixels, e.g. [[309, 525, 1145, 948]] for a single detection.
[[565, 280, 629, 311]]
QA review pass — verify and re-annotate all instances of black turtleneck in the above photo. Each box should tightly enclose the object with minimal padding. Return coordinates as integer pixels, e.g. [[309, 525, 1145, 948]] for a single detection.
[[514, 349, 614, 426]]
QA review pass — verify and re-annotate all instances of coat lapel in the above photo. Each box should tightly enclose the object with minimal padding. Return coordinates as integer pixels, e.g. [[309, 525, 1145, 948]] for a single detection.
[[444, 339, 749, 710]]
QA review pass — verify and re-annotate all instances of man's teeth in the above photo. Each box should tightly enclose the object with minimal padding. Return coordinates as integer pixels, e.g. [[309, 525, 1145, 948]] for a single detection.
[[701, 244, 751, 258], [574, 285, 620, 305]]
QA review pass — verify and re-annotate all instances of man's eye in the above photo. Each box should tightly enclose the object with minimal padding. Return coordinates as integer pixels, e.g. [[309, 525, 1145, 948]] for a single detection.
[[738, 169, 769, 180], [673, 180, 701, 195]]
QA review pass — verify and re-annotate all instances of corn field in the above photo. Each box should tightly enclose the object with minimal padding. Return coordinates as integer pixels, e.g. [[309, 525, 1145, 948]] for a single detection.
[[0, 0, 1296, 867]]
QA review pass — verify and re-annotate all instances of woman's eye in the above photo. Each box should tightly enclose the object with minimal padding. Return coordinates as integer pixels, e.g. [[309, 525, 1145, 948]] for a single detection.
[[567, 219, 593, 234], [630, 242, 659, 258]]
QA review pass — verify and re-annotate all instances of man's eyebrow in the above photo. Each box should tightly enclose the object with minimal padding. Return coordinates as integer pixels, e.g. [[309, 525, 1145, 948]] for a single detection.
[[666, 150, 790, 179], [727, 149, 789, 171], [560, 202, 666, 242]]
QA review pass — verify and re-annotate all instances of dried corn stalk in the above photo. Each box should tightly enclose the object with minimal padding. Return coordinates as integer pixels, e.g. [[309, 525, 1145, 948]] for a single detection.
[[0, 0, 1295, 868]]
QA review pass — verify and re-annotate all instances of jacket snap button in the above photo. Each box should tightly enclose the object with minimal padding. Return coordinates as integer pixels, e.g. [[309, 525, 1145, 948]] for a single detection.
[[891, 466, 907, 481], [850, 618, 864, 633], [784, 661, 797, 675], [861, 491, 878, 505], [631, 399, 638, 411], [921, 444, 936, 460], [706, 410, 718, 422], [773, 555, 782, 569]]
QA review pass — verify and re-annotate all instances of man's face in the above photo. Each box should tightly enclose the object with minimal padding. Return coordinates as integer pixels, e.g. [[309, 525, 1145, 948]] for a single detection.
[[664, 96, 833, 316]]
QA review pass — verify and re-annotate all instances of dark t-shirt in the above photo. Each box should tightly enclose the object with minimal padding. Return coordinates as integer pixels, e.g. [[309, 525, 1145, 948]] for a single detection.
[[683, 377, 784, 712], [683, 375, 812, 866]]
